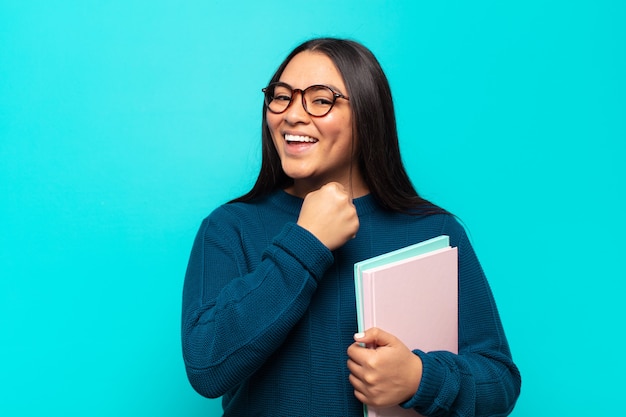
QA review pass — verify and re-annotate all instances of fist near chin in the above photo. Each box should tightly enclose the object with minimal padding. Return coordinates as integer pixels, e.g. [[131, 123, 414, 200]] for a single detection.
[[297, 183, 360, 251]]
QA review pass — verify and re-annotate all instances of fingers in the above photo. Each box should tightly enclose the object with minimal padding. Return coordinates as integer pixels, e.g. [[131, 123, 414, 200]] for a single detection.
[[353, 327, 395, 348], [347, 328, 391, 368]]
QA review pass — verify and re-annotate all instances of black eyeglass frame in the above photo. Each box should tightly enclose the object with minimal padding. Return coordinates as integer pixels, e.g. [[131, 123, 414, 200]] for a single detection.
[[262, 82, 350, 117]]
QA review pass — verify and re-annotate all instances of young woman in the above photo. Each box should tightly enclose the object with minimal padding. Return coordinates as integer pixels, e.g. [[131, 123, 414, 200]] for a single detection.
[[182, 38, 521, 416]]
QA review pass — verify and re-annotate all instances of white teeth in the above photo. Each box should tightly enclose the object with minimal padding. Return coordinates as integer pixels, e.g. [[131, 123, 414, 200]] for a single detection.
[[285, 134, 317, 143]]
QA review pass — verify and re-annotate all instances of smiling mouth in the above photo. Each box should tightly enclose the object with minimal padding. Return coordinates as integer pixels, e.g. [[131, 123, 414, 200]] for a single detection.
[[285, 134, 318, 144]]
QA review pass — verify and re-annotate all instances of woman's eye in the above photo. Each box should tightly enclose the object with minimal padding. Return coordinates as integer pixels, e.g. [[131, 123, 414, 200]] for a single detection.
[[312, 98, 332, 106], [274, 94, 291, 102]]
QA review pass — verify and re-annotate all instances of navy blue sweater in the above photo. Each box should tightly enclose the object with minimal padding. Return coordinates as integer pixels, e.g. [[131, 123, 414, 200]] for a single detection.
[[182, 191, 521, 416]]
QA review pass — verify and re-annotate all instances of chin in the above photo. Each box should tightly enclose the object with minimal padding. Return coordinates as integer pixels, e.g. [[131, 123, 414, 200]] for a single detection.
[[281, 165, 315, 181]]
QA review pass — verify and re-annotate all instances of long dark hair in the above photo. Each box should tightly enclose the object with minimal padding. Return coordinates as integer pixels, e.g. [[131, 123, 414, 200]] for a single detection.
[[231, 38, 445, 215]]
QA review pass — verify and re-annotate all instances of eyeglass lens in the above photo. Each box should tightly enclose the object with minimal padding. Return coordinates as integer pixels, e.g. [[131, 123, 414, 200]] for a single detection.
[[265, 84, 338, 117]]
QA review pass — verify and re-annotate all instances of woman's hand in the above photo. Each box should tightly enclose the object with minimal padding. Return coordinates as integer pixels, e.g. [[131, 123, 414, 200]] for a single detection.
[[297, 182, 359, 251], [347, 327, 423, 408]]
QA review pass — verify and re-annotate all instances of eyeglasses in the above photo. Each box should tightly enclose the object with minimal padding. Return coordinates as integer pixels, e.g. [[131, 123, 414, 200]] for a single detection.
[[262, 82, 349, 117]]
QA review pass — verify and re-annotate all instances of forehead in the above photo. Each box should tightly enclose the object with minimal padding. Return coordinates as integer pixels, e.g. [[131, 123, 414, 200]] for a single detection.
[[279, 51, 346, 91]]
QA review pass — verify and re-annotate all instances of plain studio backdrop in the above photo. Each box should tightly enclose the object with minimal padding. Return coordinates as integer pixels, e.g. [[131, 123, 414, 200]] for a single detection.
[[1, 1, 624, 416]]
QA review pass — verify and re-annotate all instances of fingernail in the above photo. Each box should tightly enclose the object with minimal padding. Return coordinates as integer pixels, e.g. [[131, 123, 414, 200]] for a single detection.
[[354, 332, 365, 339]]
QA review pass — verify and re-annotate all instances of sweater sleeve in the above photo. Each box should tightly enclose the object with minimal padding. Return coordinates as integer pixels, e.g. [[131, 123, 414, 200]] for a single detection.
[[181, 207, 334, 398], [402, 227, 521, 416]]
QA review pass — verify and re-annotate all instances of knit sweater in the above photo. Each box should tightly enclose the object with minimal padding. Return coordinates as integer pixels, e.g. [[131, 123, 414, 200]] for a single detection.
[[182, 190, 521, 416]]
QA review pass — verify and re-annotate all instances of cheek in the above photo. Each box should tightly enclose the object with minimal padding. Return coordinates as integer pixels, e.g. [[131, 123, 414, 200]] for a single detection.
[[266, 115, 282, 145], [318, 113, 351, 136], [266, 113, 280, 132], [319, 115, 353, 147]]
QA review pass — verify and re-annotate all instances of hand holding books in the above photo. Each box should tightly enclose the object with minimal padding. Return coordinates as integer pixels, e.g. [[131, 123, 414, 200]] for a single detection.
[[347, 328, 423, 410]]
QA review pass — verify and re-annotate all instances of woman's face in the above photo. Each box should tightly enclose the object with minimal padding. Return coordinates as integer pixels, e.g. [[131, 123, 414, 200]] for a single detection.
[[267, 51, 366, 197]]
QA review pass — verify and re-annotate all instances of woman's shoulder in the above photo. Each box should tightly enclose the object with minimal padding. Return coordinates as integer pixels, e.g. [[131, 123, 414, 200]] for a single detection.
[[403, 212, 469, 247], [204, 190, 300, 225]]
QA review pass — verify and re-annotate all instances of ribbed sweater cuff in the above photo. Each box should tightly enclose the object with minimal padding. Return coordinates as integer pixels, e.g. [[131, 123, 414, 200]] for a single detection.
[[401, 350, 445, 411], [273, 222, 334, 282]]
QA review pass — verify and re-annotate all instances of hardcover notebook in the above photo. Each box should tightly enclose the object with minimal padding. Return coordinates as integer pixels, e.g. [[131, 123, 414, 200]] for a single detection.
[[354, 235, 458, 417]]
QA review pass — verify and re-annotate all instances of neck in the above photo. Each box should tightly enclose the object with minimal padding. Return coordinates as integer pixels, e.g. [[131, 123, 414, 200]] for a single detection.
[[285, 175, 369, 199]]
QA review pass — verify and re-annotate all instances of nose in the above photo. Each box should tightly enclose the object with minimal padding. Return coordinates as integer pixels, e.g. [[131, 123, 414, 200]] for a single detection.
[[283, 90, 309, 124]]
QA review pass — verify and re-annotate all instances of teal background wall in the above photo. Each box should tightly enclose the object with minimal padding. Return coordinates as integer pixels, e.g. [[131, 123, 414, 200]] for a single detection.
[[1, 1, 624, 416]]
